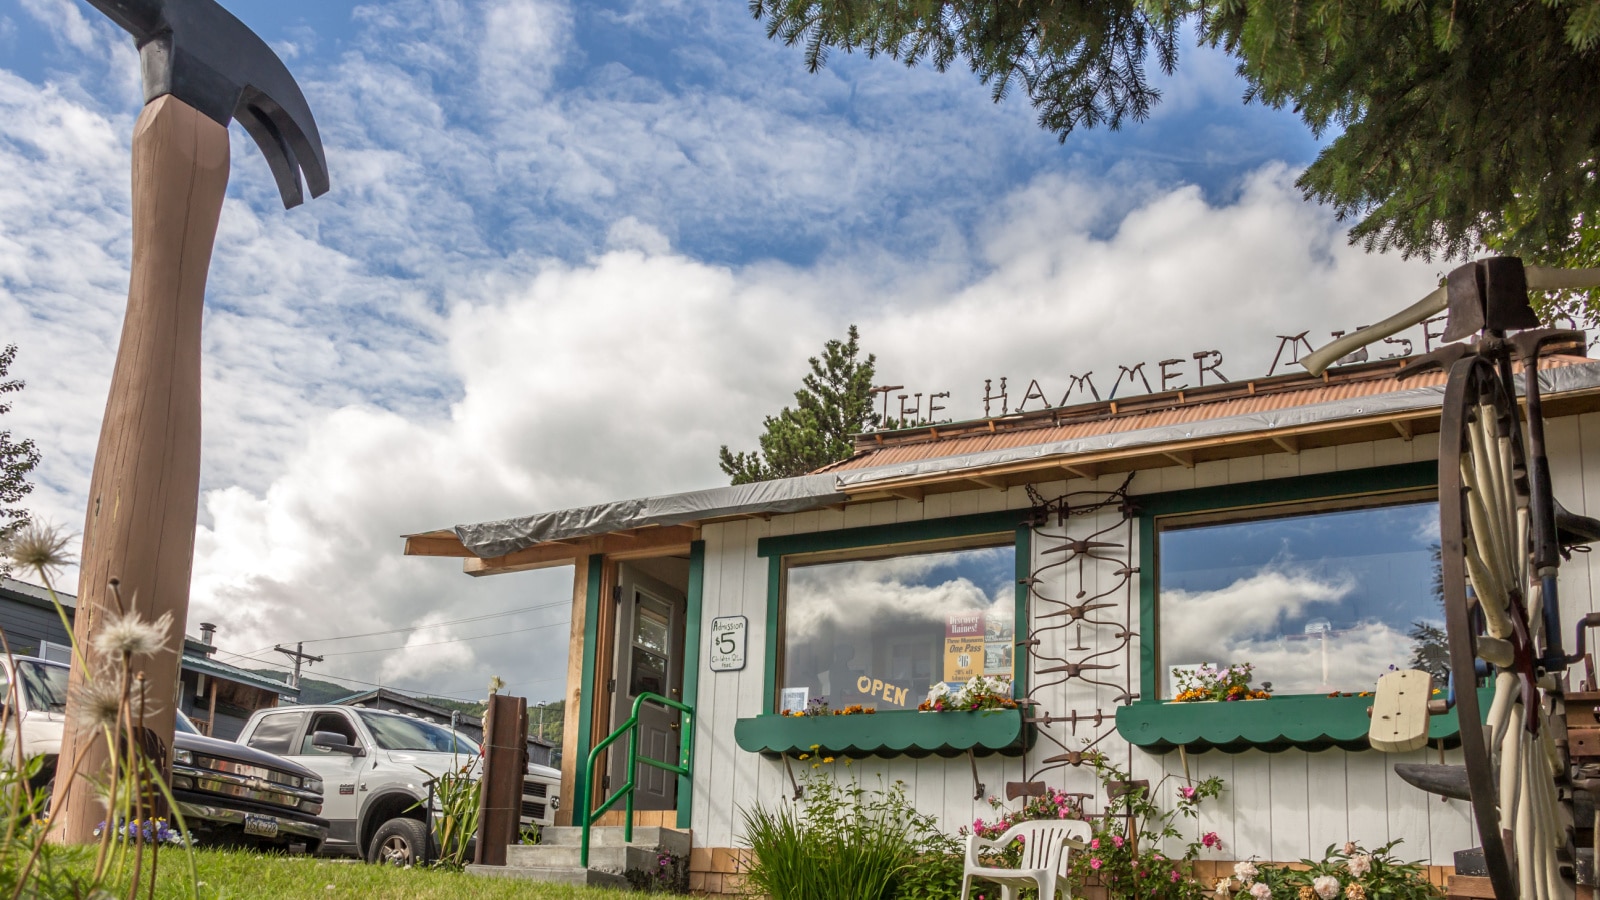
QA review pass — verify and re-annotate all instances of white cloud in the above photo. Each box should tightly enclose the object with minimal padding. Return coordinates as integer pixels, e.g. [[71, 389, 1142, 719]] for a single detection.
[[0, 0, 1445, 703], [1162, 569, 1420, 694]]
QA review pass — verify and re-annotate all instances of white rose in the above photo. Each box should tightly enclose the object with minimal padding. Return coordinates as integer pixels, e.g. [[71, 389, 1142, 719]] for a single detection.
[[1248, 883, 1271, 900], [1233, 861, 1258, 884], [1313, 875, 1340, 899], [1346, 853, 1372, 878]]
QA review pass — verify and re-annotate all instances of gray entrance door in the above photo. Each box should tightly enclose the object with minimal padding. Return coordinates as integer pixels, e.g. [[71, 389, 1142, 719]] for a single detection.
[[609, 564, 686, 811]]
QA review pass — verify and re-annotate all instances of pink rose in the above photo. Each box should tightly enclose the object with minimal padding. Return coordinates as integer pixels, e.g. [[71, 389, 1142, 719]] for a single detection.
[[1111, 834, 1124, 848], [1180, 785, 1197, 799], [1090, 838, 1099, 849], [1091, 858, 1102, 870], [1202, 831, 1221, 849]]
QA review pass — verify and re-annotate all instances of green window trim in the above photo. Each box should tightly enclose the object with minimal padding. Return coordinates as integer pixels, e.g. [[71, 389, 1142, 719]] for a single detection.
[[734, 707, 1032, 759], [573, 554, 604, 820], [676, 541, 705, 830], [1123, 461, 1441, 753], [753, 511, 1032, 754]]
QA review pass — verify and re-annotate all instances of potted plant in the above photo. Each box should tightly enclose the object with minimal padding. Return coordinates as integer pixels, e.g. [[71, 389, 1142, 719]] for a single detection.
[[1171, 663, 1271, 702]]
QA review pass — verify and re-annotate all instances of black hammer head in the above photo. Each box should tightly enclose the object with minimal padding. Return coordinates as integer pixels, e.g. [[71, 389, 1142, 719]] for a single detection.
[[85, 0, 329, 209]]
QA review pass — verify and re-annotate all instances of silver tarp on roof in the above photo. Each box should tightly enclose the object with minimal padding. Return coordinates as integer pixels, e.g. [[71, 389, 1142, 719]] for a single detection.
[[455, 473, 847, 559], [453, 360, 1600, 559]]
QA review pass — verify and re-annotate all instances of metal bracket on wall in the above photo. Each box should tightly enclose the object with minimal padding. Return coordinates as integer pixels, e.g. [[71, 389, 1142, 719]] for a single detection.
[[968, 749, 985, 801], [781, 753, 804, 800]]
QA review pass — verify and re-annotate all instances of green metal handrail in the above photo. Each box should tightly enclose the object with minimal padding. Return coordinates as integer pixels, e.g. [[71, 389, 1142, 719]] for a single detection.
[[579, 691, 694, 867]]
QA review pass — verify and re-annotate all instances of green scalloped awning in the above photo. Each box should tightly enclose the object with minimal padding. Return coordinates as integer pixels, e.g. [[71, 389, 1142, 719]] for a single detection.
[[735, 709, 1031, 758], [1116, 692, 1486, 753]]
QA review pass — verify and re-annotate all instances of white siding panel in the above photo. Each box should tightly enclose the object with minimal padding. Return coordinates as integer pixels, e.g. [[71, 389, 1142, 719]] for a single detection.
[[1304, 749, 1347, 855], [1384, 748, 1434, 861], [1230, 750, 1273, 861], [1343, 750, 1390, 848], [1267, 750, 1310, 862]]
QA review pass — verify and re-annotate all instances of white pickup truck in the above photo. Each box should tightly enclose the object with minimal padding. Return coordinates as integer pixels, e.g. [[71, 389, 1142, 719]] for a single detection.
[[236, 704, 559, 864]]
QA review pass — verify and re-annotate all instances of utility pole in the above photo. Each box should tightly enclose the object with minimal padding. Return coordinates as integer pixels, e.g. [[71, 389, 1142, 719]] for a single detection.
[[274, 642, 324, 688]]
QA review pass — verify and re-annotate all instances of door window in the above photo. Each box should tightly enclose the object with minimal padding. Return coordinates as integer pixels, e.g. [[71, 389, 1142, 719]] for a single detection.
[[300, 712, 361, 755], [246, 712, 307, 755], [629, 594, 672, 697]]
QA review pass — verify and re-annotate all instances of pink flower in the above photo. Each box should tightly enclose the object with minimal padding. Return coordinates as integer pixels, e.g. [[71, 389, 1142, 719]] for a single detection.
[[1171, 870, 1181, 882], [1202, 831, 1221, 849], [1249, 883, 1271, 900], [1090, 838, 1100, 849], [1058, 809, 1068, 818], [1090, 858, 1102, 870], [1179, 785, 1197, 799], [1111, 835, 1124, 848]]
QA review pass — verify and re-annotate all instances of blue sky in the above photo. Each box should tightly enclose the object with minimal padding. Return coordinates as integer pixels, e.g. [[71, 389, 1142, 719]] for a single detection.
[[0, 0, 1438, 700]]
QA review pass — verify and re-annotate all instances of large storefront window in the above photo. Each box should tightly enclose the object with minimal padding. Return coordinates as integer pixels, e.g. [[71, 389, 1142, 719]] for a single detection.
[[1158, 495, 1441, 697], [779, 537, 1016, 713]]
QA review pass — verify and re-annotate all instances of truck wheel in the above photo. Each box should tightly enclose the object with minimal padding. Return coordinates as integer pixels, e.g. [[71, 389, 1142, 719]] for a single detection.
[[367, 817, 428, 866]]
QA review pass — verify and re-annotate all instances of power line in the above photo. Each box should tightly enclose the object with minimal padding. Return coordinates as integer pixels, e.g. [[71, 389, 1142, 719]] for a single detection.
[[296, 598, 571, 645], [212, 648, 566, 702], [316, 619, 570, 657]]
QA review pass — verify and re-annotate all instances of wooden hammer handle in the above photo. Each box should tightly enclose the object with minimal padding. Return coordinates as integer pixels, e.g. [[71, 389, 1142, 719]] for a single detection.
[[54, 95, 230, 843]]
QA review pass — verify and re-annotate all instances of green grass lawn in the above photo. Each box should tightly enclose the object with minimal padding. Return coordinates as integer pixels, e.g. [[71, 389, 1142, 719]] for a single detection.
[[72, 848, 645, 899]]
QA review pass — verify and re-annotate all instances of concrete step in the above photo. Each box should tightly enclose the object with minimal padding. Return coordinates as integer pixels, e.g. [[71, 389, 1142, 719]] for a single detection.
[[466, 864, 629, 889], [539, 825, 691, 855], [506, 842, 661, 872]]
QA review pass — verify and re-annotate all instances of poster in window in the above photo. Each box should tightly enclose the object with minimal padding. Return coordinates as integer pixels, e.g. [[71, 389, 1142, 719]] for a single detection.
[[944, 611, 985, 683], [983, 641, 1013, 677], [779, 687, 809, 714]]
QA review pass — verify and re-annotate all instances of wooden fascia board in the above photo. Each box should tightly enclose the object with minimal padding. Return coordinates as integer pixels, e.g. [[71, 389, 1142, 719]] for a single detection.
[[403, 535, 473, 558], [462, 524, 702, 577]]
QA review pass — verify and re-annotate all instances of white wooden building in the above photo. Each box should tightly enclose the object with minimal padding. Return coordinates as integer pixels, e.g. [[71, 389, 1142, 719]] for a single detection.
[[406, 352, 1600, 893]]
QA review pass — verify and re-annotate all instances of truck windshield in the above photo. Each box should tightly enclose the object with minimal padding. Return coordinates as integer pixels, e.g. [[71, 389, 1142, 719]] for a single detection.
[[356, 711, 478, 754], [17, 661, 68, 713]]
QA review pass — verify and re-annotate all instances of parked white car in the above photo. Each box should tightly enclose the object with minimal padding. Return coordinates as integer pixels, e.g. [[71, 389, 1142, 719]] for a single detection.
[[0, 656, 67, 791], [236, 704, 559, 864], [3, 657, 328, 851]]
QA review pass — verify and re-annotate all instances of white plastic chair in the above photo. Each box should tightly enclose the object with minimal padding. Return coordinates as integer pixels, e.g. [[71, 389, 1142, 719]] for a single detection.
[[960, 819, 1091, 900]]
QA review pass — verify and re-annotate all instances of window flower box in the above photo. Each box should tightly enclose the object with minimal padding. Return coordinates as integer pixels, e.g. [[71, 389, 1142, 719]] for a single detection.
[[1114, 690, 1489, 753], [734, 708, 1031, 759]]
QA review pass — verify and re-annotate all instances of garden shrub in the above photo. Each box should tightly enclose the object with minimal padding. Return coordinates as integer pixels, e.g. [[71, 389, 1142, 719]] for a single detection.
[[739, 757, 959, 900], [1061, 757, 1223, 900], [1217, 841, 1443, 899]]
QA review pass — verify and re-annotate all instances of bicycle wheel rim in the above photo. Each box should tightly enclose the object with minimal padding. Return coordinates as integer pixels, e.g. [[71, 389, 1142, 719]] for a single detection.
[[1440, 354, 1549, 900]]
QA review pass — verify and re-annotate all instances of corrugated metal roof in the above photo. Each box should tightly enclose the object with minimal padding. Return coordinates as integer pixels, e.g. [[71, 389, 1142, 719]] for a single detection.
[[0, 577, 76, 611], [830, 356, 1587, 474], [181, 652, 299, 698]]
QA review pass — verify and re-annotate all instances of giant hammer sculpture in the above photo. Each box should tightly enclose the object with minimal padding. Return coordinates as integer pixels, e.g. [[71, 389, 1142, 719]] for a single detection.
[[54, 0, 328, 843]]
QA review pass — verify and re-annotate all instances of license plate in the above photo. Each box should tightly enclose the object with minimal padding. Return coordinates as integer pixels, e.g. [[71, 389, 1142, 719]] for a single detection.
[[243, 814, 279, 838]]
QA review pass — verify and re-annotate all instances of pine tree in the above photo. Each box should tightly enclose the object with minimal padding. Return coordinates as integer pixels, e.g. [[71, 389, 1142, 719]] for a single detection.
[[752, 0, 1600, 271], [719, 326, 880, 484], [0, 345, 41, 572]]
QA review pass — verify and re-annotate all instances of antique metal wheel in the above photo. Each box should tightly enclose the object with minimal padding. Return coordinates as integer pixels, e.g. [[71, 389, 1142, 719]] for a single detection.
[[1440, 354, 1570, 900]]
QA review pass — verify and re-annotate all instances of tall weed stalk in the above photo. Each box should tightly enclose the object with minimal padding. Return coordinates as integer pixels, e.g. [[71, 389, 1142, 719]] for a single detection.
[[2, 522, 198, 900], [413, 762, 480, 869]]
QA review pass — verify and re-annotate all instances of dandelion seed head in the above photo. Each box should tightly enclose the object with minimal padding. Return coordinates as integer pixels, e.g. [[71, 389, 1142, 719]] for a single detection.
[[72, 680, 123, 735], [3, 521, 74, 578], [91, 609, 172, 659]]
